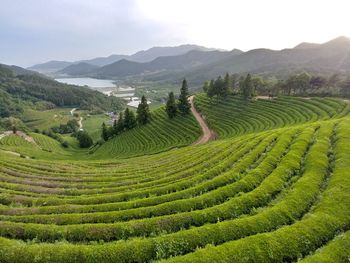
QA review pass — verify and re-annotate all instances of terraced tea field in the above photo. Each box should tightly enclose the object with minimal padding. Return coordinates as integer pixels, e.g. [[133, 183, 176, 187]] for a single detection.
[[0, 95, 349, 262], [194, 94, 350, 138], [93, 108, 202, 158]]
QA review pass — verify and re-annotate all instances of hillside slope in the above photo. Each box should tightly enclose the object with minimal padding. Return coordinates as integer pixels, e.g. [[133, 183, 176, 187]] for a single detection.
[[0, 64, 124, 119], [194, 94, 350, 138], [81, 107, 201, 158], [0, 100, 349, 262], [0, 88, 350, 263]]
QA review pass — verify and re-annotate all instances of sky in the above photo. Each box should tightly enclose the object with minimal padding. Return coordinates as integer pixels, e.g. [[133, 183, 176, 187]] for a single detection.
[[1, 0, 350, 67]]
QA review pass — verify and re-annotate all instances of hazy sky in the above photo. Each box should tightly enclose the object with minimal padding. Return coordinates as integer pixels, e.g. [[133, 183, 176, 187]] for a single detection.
[[1, 0, 350, 67]]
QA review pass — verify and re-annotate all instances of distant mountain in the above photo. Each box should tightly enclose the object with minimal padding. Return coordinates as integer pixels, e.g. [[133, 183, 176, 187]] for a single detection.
[[28, 60, 73, 73], [29, 44, 222, 74], [29, 37, 350, 85], [79, 54, 129, 67], [128, 44, 220, 63], [293, 42, 320, 50], [144, 36, 350, 84], [58, 62, 99, 76], [89, 49, 240, 78]]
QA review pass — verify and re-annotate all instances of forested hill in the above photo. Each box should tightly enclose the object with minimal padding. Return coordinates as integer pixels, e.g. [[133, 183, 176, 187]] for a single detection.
[[44, 36, 350, 85], [0, 64, 124, 118]]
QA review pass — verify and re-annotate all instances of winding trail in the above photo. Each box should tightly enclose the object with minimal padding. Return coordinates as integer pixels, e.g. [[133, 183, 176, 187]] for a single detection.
[[71, 108, 83, 130], [189, 96, 217, 145]]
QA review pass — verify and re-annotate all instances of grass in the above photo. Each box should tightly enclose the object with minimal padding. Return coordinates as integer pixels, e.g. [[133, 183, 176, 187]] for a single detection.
[[21, 107, 73, 131], [0, 95, 349, 262], [81, 113, 109, 142]]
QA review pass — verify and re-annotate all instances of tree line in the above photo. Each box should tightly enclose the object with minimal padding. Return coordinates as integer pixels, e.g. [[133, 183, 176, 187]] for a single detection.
[[202, 72, 350, 99], [275, 73, 350, 97], [203, 73, 257, 99]]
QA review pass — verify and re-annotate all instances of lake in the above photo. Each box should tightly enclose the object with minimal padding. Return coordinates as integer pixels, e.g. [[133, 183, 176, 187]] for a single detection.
[[55, 78, 116, 88]]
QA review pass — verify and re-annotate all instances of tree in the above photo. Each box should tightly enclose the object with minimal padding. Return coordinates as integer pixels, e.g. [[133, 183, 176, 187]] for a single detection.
[[76, 131, 93, 148], [66, 119, 79, 132], [296, 72, 311, 95], [207, 79, 216, 99], [178, 79, 191, 115], [222, 73, 231, 96], [136, 95, 150, 125], [251, 76, 264, 96], [241, 74, 255, 99], [165, 92, 177, 118], [231, 74, 238, 93], [101, 122, 109, 141], [116, 112, 124, 133], [272, 80, 284, 96], [123, 108, 136, 130]]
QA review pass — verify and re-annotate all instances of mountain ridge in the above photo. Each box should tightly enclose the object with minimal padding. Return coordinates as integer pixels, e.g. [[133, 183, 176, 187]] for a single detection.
[[28, 44, 223, 73]]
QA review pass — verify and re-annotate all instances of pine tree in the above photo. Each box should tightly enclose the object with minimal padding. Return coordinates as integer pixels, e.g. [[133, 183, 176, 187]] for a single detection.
[[207, 79, 215, 98], [124, 108, 136, 130], [214, 76, 224, 98], [136, 95, 150, 125], [178, 79, 191, 115], [101, 122, 109, 141], [242, 74, 254, 99], [238, 75, 245, 95], [165, 92, 177, 118], [116, 112, 124, 133], [222, 73, 231, 96]]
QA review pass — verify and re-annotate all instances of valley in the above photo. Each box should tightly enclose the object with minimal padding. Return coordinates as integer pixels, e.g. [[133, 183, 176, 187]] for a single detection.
[[1, 36, 350, 262]]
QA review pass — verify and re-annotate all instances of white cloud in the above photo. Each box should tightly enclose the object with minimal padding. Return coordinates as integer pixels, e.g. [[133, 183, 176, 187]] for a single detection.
[[136, 0, 350, 50]]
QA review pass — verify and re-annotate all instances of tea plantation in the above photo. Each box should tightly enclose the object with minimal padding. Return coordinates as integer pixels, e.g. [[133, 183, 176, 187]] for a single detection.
[[0, 95, 349, 262]]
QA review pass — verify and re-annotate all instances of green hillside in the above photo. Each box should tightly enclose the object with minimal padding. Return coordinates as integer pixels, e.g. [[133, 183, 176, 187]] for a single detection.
[[194, 94, 350, 138], [0, 93, 349, 262], [0, 64, 124, 121], [93, 108, 201, 158]]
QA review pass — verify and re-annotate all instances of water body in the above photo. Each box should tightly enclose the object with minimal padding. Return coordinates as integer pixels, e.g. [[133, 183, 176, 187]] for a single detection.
[[55, 78, 116, 88]]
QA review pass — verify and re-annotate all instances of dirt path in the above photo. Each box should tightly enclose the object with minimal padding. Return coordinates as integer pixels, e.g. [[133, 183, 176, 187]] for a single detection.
[[70, 108, 77, 116], [189, 96, 216, 145], [78, 117, 83, 129], [71, 108, 83, 130]]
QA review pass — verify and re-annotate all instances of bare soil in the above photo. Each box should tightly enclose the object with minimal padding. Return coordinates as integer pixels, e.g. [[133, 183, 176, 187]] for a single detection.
[[189, 96, 217, 145]]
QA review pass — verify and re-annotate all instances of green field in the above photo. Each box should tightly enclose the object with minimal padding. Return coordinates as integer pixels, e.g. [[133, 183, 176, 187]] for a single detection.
[[81, 113, 109, 142], [21, 108, 73, 131], [0, 95, 349, 262]]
